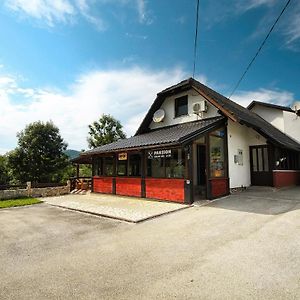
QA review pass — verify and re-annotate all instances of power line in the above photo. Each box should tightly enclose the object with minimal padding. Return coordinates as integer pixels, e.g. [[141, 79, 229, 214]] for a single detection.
[[192, 0, 200, 78], [228, 0, 292, 99]]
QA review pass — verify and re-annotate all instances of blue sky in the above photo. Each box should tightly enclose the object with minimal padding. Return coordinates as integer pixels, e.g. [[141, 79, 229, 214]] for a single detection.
[[0, 0, 299, 153]]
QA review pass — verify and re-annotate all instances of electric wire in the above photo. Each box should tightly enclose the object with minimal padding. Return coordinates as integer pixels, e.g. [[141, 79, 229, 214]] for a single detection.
[[228, 0, 292, 99], [192, 0, 200, 78]]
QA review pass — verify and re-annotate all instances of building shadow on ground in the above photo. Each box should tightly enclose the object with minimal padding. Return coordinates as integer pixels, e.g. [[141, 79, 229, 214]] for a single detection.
[[205, 186, 300, 216]]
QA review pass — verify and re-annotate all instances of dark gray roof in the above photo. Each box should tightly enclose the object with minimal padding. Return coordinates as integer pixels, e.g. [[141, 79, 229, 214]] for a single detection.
[[247, 100, 294, 112], [71, 155, 92, 164], [83, 116, 225, 155], [136, 78, 300, 152]]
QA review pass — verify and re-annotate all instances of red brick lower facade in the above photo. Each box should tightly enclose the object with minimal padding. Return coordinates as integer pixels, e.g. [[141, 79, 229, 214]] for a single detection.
[[93, 177, 113, 194], [145, 178, 185, 203], [209, 178, 229, 199], [92, 176, 233, 202], [93, 177, 185, 203], [273, 170, 300, 188], [116, 177, 141, 197]]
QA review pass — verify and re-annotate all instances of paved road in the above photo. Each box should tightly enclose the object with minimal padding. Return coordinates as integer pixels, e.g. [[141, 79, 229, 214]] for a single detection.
[[1, 187, 300, 299]]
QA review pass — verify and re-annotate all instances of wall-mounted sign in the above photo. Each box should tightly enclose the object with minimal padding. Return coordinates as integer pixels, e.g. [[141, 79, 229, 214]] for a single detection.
[[148, 149, 172, 159], [118, 152, 127, 160], [234, 149, 243, 165]]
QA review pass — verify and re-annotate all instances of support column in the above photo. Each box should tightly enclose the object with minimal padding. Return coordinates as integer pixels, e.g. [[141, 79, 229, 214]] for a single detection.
[[184, 144, 193, 204], [112, 153, 116, 194], [76, 164, 80, 178], [141, 150, 146, 198]]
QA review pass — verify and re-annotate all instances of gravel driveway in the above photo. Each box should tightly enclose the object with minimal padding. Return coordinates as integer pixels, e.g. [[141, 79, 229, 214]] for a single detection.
[[42, 193, 189, 222], [1, 187, 300, 299]]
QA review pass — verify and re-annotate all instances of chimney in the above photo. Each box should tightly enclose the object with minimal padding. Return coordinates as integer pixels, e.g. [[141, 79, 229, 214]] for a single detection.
[[292, 101, 300, 116]]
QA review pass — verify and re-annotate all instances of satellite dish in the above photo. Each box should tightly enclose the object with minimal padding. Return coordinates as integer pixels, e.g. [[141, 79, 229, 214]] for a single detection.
[[153, 109, 165, 123], [293, 101, 300, 116]]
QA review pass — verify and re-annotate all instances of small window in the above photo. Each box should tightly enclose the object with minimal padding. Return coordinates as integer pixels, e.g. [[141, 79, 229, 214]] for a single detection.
[[257, 148, 263, 172], [263, 147, 269, 171], [117, 153, 127, 176], [175, 95, 188, 117], [129, 154, 141, 177], [146, 148, 186, 178], [93, 157, 103, 176], [103, 157, 114, 176], [252, 149, 257, 172], [147, 157, 165, 178], [165, 149, 185, 178], [117, 160, 127, 176], [209, 130, 225, 178]]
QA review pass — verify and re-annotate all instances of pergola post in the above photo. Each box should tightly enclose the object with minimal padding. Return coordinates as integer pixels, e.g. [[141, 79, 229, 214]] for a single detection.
[[76, 164, 80, 178]]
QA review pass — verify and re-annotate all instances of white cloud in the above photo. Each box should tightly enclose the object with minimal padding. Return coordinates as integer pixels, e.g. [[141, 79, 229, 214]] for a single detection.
[[239, 0, 300, 49], [5, 0, 76, 26], [0, 76, 16, 87], [4, 0, 153, 30], [203, 0, 275, 27], [175, 15, 186, 25], [236, 0, 275, 12], [283, 4, 300, 48], [231, 88, 295, 108], [203, 0, 300, 49], [75, 0, 107, 30], [136, 0, 152, 24], [0, 67, 186, 154], [125, 32, 147, 40]]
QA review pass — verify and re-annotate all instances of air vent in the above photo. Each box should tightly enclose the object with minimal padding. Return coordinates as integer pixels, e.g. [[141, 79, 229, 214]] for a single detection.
[[193, 100, 207, 114]]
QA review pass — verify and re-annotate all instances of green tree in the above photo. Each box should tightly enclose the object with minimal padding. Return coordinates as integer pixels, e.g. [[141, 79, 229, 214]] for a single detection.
[[0, 155, 10, 185], [87, 114, 126, 148], [7, 121, 69, 183]]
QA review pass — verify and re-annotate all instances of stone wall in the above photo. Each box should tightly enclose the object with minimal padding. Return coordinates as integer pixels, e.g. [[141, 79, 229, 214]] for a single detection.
[[0, 181, 70, 200], [0, 189, 29, 200]]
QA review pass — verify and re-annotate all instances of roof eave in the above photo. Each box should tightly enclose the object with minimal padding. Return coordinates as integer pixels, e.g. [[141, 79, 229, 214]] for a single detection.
[[190, 86, 238, 122], [247, 100, 294, 113], [80, 142, 181, 157], [241, 120, 300, 152]]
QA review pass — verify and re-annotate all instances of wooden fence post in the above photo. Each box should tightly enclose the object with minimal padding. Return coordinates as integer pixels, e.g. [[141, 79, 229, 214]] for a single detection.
[[26, 181, 32, 197], [67, 180, 71, 192]]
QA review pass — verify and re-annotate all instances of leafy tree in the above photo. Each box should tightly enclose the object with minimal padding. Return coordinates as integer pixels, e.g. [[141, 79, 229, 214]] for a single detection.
[[0, 155, 10, 185], [61, 161, 92, 181], [7, 121, 69, 183], [78, 164, 92, 177], [87, 114, 126, 148]]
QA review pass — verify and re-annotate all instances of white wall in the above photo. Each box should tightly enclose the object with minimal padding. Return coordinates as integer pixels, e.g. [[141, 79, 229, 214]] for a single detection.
[[251, 104, 300, 143], [227, 120, 266, 189], [250, 105, 284, 131], [283, 111, 300, 143], [149, 89, 220, 130]]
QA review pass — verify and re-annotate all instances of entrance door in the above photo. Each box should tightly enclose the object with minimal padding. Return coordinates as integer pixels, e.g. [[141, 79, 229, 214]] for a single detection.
[[250, 145, 272, 186], [195, 145, 207, 199]]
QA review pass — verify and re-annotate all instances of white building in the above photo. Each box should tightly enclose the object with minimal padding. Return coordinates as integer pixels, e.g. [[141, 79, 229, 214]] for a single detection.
[[78, 78, 300, 203]]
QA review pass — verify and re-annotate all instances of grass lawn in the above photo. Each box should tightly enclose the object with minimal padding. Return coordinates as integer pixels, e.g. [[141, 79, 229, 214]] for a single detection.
[[0, 198, 42, 209]]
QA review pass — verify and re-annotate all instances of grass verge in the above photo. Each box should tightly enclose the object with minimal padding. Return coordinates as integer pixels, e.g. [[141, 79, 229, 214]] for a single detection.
[[0, 197, 42, 209]]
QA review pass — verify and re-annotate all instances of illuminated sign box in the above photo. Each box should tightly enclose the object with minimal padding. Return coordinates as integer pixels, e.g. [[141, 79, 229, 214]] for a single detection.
[[118, 153, 127, 160]]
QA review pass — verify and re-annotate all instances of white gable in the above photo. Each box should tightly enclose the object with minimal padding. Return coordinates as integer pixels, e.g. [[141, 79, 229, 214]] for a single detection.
[[149, 88, 220, 130], [283, 110, 300, 143], [250, 105, 284, 131], [250, 103, 300, 143]]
